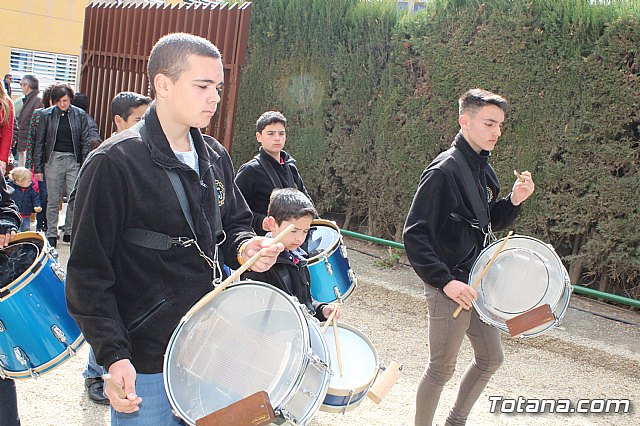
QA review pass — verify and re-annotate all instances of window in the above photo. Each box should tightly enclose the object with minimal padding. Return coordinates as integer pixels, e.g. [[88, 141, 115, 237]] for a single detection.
[[9, 48, 79, 97]]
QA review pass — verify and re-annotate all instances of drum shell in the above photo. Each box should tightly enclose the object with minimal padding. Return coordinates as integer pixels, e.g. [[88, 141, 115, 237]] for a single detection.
[[163, 281, 331, 426], [469, 235, 572, 337], [0, 232, 84, 378], [306, 220, 357, 303], [320, 323, 379, 413]]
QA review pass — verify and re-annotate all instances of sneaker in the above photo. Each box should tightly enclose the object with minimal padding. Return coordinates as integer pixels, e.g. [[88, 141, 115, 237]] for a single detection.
[[47, 237, 57, 248], [63, 234, 71, 243]]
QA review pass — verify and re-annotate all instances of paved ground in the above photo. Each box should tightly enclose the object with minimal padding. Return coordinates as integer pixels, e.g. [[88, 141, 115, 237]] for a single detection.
[[11, 235, 640, 425]]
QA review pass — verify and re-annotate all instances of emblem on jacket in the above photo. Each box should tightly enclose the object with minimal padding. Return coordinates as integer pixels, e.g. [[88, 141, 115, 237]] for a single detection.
[[486, 186, 494, 203], [215, 180, 225, 206]]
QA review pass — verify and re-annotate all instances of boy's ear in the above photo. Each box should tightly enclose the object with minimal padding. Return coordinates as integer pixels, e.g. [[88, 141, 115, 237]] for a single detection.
[[114, 115, 124, 128], [256, 131, 263, 143], [263, 216, 277, 232]]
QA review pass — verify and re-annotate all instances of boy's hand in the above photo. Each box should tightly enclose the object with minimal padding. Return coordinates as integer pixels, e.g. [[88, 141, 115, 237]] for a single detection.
[[322, 303, 341, 320], [34, 207, 42, 213]]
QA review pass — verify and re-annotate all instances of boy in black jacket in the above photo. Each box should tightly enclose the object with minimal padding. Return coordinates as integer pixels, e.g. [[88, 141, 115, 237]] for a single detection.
[[244, 188, 338, 321]]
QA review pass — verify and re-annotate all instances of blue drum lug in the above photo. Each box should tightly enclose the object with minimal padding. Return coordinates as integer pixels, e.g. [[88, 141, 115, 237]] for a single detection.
[[348, 269, 357, 286], [0, 320, 5, 332], [324, 259, 333, 276], [51, 263, 66, 282], [13, 347, 39, 378], [46, 245, 59, 259], [51, 325, 76, 356], [339, 243, 348, 259]]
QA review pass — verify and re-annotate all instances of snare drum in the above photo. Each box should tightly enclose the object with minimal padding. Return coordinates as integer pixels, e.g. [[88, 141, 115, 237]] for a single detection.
[[306, 220, 357, 303], [164, 280, 332, 426], [320, 323, 379, 413], [470, 235, 572, 337], [0, 232, 84, 379]]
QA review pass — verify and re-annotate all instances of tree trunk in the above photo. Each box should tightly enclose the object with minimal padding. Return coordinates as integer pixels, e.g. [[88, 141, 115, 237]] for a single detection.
[[569, 233, 583, 285], [598, 268, 609, 302], [343, 205, 353, 230]]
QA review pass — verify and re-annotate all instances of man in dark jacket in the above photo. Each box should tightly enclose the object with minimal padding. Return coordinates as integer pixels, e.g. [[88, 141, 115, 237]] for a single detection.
[[0, 169, 21, 425], [14, 74, 43, 166], [235, 111, 313, 235], [66, 33, 282, 425], [404, 89, 535, 426], [33, 83, 97, 247]]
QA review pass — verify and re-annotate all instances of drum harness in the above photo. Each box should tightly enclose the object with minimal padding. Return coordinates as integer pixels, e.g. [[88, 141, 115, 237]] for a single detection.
[[447, 147, 497, 248]]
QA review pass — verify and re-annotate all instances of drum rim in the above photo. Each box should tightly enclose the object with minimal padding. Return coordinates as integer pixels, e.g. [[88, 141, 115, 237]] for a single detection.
[[470, 235, 572, 336], [321, 322, 379, 394], [0, 232, 48, 295], [306, 220, 342, 265], [0, 336, 85, 379], [163, 280, 312, 425]]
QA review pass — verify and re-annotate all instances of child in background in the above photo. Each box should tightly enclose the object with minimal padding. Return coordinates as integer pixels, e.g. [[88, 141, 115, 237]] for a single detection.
[[8, 167, 41, 232], [243, 188, 339, 321]]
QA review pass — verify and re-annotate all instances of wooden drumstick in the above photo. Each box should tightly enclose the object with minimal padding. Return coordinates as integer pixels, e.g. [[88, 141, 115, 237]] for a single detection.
[[453, 230, 514, 319], [332, 315, 344, 377], [185, 224, 294, 318], [321, 307, 338, 333], [514, 169, 525, 182], [102, 373, 127, 399]]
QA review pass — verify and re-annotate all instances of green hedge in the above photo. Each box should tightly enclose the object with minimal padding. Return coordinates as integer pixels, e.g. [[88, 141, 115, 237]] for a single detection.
[[232, 0, 640, 298]]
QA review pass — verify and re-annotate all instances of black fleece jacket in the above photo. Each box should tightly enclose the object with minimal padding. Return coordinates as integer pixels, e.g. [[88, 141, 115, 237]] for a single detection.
[[235, 147, 312, 235], [66, 104, 254, 373], [243, 250, 328, 321], [0, 174, 20, 232], [403, 133, 521, 290]]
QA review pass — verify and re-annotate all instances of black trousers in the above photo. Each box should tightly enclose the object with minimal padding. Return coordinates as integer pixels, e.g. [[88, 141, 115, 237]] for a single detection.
[[0, 378, 20, 426]]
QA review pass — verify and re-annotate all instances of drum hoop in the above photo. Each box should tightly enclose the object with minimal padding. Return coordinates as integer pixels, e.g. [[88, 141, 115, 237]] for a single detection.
[[0, 336, 85, 379], [306, 220, 341, 265], [0, 234, 47, 294], [163, 280, 312, 424], [322, 322, 379, 392]]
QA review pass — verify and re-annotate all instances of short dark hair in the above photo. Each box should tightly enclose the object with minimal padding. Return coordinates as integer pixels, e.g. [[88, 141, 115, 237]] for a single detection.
[[256, 111, 287, 133], [50, 83, 74, 104], [21, 74, 39, 91], [42, 84, 55, 108], [111, 92, 152, 121], [267, 188, 316, 225], [71, 93, 89, 111], [459, 89, 509, 116], [4, 74, 12, 80], [148, 33, 221, 94]]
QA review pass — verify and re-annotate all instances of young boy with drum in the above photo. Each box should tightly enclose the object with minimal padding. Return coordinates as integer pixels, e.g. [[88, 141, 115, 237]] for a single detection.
[[0, 168, 21, 425], [403, 89, 535, 426], [235, 111, 314, 235], [243, 188, 339, 321]]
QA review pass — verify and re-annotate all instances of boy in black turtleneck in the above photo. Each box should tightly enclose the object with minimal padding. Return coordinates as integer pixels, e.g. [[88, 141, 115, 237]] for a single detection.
[[404, 89, 535, 426], [243, 188, 338, 321], [235, 111, 313, 235]]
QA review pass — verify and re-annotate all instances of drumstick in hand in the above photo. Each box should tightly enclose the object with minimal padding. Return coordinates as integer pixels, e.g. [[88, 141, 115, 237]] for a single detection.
[[514, 169, 525, 182], [102, 373, 127, 399], [185, 224, 295, 318], [321, 307, 338, 333], [332, 315, 344, 377], [453, 230, 514, 319]]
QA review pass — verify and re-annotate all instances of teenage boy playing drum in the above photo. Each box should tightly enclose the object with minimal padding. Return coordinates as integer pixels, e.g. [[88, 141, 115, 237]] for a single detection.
[[235, 111, 314, 235], [243, 188, 339, 321], [403, 89, 535, 425], [66, 33, 283, 425]]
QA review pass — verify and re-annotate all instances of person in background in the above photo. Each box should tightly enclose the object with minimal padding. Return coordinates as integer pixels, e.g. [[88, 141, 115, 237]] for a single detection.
[[7, 166, 41, 232], [71, 93, 102, 151], [3, 74, 12, 97], [13, 74, 43, 167], [0, 81, 15, 175], [32, 83, 94, 247], [111, 91, 152, 134], [235, 111, 313, 235]]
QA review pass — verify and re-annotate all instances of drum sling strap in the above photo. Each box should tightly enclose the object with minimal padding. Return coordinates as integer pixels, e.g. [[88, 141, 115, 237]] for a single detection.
[[448, 147, 494, 246], [120, 126, 225, 281]]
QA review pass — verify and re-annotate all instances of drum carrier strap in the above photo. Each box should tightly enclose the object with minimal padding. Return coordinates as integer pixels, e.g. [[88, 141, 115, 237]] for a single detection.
[[118, 125, 225, 282], [448, 147, 495, 247]]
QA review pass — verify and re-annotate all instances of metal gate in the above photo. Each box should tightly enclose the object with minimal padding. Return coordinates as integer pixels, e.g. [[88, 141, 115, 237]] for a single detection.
[[79, 1, 252, 151]]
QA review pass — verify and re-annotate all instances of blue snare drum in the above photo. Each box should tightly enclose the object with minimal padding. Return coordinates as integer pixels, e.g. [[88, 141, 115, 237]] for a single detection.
[[0, 232, 84, 379], [306, 220, 357, 303]]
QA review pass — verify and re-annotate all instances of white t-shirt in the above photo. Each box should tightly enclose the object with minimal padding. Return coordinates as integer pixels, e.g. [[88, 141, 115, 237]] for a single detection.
[[173, 133, 199, 175]]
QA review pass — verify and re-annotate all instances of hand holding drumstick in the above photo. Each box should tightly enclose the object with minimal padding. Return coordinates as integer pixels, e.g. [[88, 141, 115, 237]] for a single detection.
[[511, 169, 535, 206]]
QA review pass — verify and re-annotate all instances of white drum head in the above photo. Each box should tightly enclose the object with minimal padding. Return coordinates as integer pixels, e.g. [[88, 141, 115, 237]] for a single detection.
[[307, 222, 340, 261], [164, 281, 310, 425], [471, 236, 568, 330]]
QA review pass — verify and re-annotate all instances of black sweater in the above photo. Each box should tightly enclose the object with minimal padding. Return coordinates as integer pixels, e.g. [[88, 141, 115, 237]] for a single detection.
[[403, 133, 521, 289], [66, 104, 255, 373]]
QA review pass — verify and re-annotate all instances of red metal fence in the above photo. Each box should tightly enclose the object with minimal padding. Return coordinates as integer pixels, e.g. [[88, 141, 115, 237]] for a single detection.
[[79, 1, 252, 151]]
